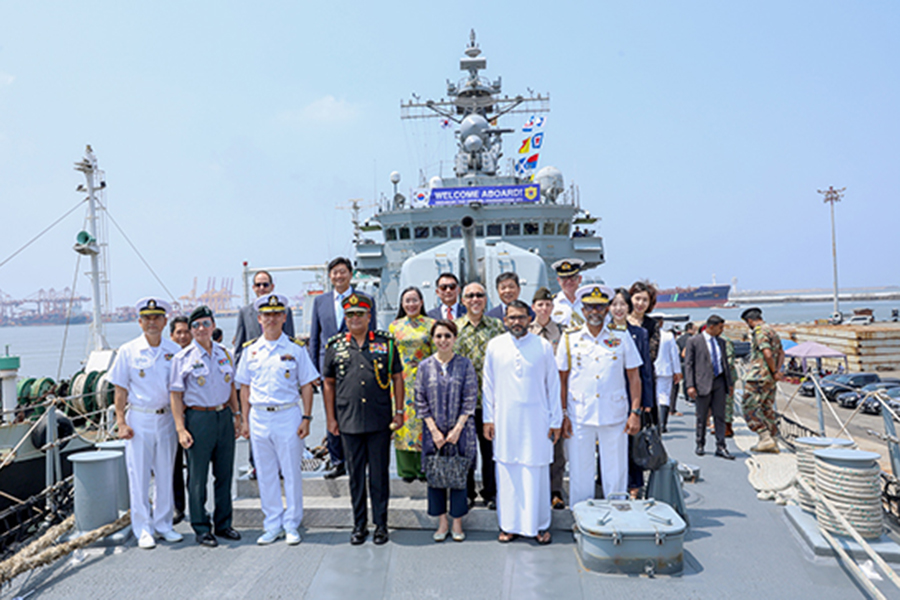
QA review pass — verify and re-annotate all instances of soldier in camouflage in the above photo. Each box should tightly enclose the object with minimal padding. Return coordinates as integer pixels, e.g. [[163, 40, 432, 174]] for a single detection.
[[723, 336, 737, 438], [740, 307, 784, 453]]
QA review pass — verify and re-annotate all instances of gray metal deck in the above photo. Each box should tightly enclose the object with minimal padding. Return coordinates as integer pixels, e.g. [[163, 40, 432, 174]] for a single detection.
[[5, 402, 899, 599]]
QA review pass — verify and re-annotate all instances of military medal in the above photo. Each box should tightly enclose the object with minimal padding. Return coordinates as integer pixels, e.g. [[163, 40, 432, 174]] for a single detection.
[[197, 376, 206, 387], [139, 369, 145, 378], [285, 371, 291, 378], [224, 374, 231, 383]]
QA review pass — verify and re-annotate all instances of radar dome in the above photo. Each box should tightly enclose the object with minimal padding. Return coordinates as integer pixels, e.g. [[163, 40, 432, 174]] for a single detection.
[[459, 114, 489, 154], [535, 166, 564, 202], [428, 176, 443, 189], [390, 171, 401, 184]]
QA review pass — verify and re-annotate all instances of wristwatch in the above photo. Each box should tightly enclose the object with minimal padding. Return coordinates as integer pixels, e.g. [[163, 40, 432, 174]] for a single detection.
[[395, 409, 404, 415], [302, 415, 313, 421], [630, 408, 642, 416]]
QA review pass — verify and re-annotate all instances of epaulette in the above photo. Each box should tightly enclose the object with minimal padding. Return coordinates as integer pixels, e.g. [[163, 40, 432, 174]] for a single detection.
[[242, 337, 258, 348], [290, 336, 307, 347], [325, 333, 344, 348], [564, 324, 582, 334], [375, 329, 395, 340]]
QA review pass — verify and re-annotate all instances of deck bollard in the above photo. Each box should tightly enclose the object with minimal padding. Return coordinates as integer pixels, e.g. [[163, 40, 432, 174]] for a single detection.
[[95, 440, 129, 512], [68, 450, 122, 531]]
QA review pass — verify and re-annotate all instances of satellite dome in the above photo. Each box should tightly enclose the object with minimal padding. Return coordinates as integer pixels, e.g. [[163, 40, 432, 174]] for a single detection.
[[535, 166, 564, 202], [459, 114, 489, 153], [429, 176, 443, 189]]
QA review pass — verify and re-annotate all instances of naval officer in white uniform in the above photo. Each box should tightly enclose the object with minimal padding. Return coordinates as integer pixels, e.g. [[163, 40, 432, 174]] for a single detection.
[[556, 285, 643, 505], [550, 258, 585, 327], [236, 293, 319, 546], [109, 297, 184, 549]]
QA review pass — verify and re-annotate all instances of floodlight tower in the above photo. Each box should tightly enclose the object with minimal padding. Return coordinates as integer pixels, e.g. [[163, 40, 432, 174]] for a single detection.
[[817, 186, 845, 319]]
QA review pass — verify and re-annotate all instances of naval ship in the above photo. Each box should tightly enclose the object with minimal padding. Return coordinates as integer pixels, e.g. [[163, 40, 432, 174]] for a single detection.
[[352, 31, 604, 325]]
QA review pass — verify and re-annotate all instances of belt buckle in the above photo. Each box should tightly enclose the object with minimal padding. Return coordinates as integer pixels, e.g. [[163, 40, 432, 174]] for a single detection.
[[155, 408, 166, 415], [266, 406, 277, 412], [216, 404, 225, 412]]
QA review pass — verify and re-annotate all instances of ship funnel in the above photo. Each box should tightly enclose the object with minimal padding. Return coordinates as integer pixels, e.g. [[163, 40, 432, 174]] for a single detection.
[[461, 216, 479, 286]]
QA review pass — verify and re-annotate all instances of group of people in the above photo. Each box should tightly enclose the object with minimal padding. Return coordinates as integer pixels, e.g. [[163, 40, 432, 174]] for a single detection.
[[110, 256, 785, 550]]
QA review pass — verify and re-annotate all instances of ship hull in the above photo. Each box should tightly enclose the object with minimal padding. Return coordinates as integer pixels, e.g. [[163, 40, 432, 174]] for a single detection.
[[655, 285, 730, 309]]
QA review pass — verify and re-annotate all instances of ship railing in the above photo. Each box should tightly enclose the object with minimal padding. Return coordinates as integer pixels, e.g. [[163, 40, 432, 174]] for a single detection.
[[0, 476, 73, 560]]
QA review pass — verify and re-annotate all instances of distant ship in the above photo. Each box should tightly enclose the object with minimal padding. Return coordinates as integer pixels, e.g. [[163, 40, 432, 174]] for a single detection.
[[655, 284, 730, 309]]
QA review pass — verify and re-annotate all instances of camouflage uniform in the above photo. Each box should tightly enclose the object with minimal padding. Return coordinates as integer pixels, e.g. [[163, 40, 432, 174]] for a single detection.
[[724, 337, 737, 424], [742, 323, 783, 435]]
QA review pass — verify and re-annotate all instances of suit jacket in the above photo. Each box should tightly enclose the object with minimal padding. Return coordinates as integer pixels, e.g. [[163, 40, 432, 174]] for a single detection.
[[684, 334, 732, 397], [485, 303, 535, 320], [426, 303, 466, 320], [233, 303, 295, 364], [308, 288, 376, 372]]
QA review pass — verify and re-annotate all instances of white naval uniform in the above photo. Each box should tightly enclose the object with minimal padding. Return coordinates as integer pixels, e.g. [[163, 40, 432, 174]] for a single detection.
[[556, 324, 642, 505], [235, 333, 319, 533], [552, 292, 583, 328], [654, 330, 681, 407], [483, 332, 562, 537], [107, 334, 181, 539]]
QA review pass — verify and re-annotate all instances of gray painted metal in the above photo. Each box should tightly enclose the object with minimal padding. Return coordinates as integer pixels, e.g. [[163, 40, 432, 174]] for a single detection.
[[68, 450, 121, 531], [95, 440, 129, 512]]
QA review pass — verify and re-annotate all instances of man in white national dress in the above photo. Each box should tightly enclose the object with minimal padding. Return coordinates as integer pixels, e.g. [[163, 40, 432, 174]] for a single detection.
[[483, 300, 562, 545]]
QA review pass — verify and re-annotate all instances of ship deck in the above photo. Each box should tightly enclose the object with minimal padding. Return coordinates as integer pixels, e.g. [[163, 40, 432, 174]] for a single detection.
[[4, 399, 899, 599]]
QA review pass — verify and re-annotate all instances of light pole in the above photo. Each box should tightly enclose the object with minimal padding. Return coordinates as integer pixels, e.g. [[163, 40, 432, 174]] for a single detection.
[[817, 186, 845, 320]]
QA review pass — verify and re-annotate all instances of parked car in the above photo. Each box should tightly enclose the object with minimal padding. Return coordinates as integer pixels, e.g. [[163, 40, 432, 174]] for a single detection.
[[837, 381, 900, 409], [820, 373, 881, 402], [861, 386, 900, 415], [846, 315, 874, 326], [799, 373, 839, 397]]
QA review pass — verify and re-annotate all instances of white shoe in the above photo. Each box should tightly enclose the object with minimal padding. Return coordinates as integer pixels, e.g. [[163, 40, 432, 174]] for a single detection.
[[256, 529, 285, 545], [285, 528, 302, 545], [156, 529, 184, 543], [138, 531, 156, 549]]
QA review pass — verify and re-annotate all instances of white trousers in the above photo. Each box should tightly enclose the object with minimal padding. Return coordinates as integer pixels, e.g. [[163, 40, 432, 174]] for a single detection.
[[657, 375, 673, 407], [124, 410, 177, 537], [566, 419, 628, 506], [495, 462, 550, 537], [250, 405, 304, 532]]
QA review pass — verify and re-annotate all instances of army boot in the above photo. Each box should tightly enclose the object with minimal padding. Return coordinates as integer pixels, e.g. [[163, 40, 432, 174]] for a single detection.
[[750, 430, 779, 453]]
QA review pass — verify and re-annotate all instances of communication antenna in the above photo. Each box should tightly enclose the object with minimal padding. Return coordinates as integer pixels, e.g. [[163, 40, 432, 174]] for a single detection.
[[338, 199, 376, 246]]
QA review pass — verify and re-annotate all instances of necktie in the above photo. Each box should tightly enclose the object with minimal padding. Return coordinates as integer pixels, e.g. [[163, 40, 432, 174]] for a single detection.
[[711, 338, 721, 376], [446, 306, 453, 320]]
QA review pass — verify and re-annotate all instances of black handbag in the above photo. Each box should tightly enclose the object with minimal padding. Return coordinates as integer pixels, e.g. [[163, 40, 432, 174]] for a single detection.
[[423, 443, 469, 490], [632, 414, 668, 471]]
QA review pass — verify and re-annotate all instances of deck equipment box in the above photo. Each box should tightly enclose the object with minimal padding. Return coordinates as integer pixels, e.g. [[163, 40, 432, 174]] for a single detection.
[[572, 497, 687, 576]]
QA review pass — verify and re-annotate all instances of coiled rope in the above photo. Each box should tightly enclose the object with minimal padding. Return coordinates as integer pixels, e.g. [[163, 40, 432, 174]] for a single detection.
[[814, 459, 883, 539]]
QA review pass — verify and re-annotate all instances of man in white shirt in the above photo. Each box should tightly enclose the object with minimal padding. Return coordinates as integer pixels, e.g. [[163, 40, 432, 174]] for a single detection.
[[655, 326, 683, 433], [483, 300, 562, 545], [108, 297, 183, 549], [556, 286, 643, 506]]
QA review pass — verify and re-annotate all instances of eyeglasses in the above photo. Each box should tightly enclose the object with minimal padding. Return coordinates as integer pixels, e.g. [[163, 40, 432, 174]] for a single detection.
[[464, 292, 486, 299], [582, 305, 607, 312], [438, 283, 458, 291], [433, 333, 454, 340], [191, 320, 214, 329], [253, 281, 272, 288]]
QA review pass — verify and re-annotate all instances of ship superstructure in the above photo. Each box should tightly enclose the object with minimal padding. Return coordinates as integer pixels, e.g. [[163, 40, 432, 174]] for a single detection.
[[352, 32, 604, 326]]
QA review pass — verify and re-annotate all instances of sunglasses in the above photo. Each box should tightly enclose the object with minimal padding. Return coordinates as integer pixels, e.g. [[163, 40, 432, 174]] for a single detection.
[[191, 320, 214, 329], [438, 283, 458, 291], [253, 281, 272, 288], [433, 333, 454, 340], [582, 305, 607, 312], [464, 292, 486, 299]]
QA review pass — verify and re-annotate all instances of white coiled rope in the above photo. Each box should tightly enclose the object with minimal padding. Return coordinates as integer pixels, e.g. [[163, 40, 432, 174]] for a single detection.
[[794, 437, 855, 513], [814, 458, 883, 539]]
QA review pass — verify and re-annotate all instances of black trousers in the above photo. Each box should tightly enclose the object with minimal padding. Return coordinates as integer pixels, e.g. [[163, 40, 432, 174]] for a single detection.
[[342, 429, 391, 530], [184, 408, 235, 535], [466, 408, 496, 502], [173, 446, 186, 514], [695, 374, 727, 450]]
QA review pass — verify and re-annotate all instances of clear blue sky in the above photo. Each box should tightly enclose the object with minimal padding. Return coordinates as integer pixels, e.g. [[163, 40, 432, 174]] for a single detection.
[[1, 1, 897, 309]]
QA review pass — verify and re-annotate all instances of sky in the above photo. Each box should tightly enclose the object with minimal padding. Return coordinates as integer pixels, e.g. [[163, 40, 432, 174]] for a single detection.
[[1, 1, 898, 310]]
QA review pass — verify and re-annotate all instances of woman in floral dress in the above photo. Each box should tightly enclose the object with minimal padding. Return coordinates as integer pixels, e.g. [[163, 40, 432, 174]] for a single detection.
[[389, 287, 435, 481]]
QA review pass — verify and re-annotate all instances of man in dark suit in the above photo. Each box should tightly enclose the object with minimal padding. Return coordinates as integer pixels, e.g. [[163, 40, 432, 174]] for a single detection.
[[309, 257, 376, 479], [684, 315, 734, 460], [485, 272, 534, 320], [233, 270, 295, 365], [426, 272, 466, 320]]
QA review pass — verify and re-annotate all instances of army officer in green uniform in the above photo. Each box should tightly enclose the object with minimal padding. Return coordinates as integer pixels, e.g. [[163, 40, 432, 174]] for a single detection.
[[323, 292, 404, 546]]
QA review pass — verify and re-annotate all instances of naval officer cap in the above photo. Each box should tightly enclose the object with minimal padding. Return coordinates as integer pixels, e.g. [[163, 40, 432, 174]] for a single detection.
[[254, 293, 289, 313], [342, 292, 373, 315], [135, 296, 170, 316], [551, 258, 585, 277], [533, 286, 554, 303], [189, 305, 215, 325], [576, 284, 614, 306]]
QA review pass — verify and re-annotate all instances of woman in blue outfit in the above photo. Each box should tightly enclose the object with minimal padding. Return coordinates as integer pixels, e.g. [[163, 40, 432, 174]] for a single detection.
[[415, 319, 478, 542]]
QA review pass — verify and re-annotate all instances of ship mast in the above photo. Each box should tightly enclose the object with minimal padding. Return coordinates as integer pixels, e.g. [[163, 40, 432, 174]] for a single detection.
[[74, 146, 110, 350]]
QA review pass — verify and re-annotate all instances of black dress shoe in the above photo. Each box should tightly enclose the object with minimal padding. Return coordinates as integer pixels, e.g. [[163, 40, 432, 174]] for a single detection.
[[324, 463, 346, 480], [373, 526, 389, 545], [197, 532, 218, 547], [486, 500, 496, 510], [467, 497, 477, 509], [715, 448, 736, 460], [173, 510, 185, 525], [695, 446, 705, 456], [215, 527, 242, 540], [350, 527, 368, 545]]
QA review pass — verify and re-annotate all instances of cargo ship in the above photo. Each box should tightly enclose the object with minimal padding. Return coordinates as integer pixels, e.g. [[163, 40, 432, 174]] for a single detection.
[[655, 284, 730, 309]]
